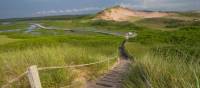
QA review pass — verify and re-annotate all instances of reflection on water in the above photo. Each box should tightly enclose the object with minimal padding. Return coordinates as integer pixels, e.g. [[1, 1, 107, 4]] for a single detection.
[[25, 24, 38, 33]]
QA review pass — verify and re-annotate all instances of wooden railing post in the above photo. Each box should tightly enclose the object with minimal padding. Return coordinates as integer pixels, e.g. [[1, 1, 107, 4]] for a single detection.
[[107, 59, 110, 70], [27, 65, 42, 88]]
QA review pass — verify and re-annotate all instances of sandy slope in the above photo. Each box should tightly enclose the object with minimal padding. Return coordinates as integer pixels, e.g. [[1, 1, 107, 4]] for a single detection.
[[96, 6, 170, 21]]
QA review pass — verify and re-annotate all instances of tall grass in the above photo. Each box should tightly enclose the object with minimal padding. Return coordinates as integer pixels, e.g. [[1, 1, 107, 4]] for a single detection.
[[124, 43, 200, 88], [0, 35, 122, 88]]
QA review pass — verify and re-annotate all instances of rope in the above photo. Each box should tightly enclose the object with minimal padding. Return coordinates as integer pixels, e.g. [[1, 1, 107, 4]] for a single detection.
[[38, 58, 116, 71], [1, 71, 28, 88]]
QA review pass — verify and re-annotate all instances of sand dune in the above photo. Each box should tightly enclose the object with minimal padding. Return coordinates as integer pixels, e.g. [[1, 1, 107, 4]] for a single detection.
[[96, 6, 171, 21]]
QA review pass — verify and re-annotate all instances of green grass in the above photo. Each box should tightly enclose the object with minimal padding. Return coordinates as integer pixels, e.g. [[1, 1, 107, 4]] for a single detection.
[[0, 22, 29, 30], [124, 14, 200, 88], [0, 35, 20, 45], [124, 49, 200, 88], [0, 34, 123, 88], [0, 44, 117, 87]]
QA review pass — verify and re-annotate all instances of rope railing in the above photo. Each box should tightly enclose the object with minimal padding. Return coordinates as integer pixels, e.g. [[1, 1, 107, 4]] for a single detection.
[[1, 57, 116, 88], [38, 58, 115, 71], [1, 72, 28, 88]]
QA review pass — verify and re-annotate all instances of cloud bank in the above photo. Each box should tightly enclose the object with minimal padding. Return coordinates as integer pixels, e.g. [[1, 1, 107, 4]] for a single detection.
[[118, 0, 200, 11]]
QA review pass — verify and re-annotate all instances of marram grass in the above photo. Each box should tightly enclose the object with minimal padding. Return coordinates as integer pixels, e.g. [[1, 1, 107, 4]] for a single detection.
[[0, 37, 120, 88], [124, 43, 200, 88]]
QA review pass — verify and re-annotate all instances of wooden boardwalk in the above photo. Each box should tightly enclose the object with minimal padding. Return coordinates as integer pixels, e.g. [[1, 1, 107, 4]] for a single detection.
[[87, 60, 130, 88], [87, 40, 131, 88]]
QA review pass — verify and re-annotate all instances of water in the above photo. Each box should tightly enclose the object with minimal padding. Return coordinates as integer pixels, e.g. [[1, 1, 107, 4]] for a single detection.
[[0, 23, 39, 34], [25, 24, 38, 33]]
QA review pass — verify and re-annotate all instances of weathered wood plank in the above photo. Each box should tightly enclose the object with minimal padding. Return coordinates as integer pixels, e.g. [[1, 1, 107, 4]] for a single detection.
[[27, 65, 42, 88]]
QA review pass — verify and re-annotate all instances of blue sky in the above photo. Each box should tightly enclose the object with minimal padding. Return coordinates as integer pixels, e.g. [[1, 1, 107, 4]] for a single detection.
[[0, 0, 199, 19]]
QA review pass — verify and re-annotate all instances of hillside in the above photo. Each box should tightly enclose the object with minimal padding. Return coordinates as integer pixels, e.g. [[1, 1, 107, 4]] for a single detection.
[[96, 6, 171, 21]]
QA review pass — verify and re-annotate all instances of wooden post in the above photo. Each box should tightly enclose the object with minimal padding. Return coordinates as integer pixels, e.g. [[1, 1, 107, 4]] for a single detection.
[[107, 59, 110, 70], [117, 57, 120, 64], [27, 65, 42, 88]]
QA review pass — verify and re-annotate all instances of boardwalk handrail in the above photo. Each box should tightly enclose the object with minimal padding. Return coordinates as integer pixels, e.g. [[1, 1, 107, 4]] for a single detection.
[[1, 57, 116, 88], [38, 58, 115, 70]]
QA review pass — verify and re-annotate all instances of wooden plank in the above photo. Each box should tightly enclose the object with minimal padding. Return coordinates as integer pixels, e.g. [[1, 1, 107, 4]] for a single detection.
[[27, 65, 42, 88]]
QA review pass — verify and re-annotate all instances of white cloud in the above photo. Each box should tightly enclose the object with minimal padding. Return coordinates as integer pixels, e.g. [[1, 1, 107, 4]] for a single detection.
[[119, 2, 145, 9], [35, 7, 103, 15], [59, 10, 64, 13]]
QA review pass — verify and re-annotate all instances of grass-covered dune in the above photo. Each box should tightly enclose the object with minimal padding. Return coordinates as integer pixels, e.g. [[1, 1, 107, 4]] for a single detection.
[[123, 15, 200, 88]]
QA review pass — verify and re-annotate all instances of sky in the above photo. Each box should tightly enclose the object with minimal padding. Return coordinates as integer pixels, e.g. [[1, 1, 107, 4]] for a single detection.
[[0, 0, 199, 19]]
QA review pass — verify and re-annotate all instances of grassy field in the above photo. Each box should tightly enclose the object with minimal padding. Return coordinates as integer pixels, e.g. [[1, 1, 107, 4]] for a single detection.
[[0, 20, 123, 87]]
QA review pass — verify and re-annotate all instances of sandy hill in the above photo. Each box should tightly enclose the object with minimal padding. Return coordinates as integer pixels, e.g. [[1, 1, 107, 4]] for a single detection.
[[96, 6, 170, 21]]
